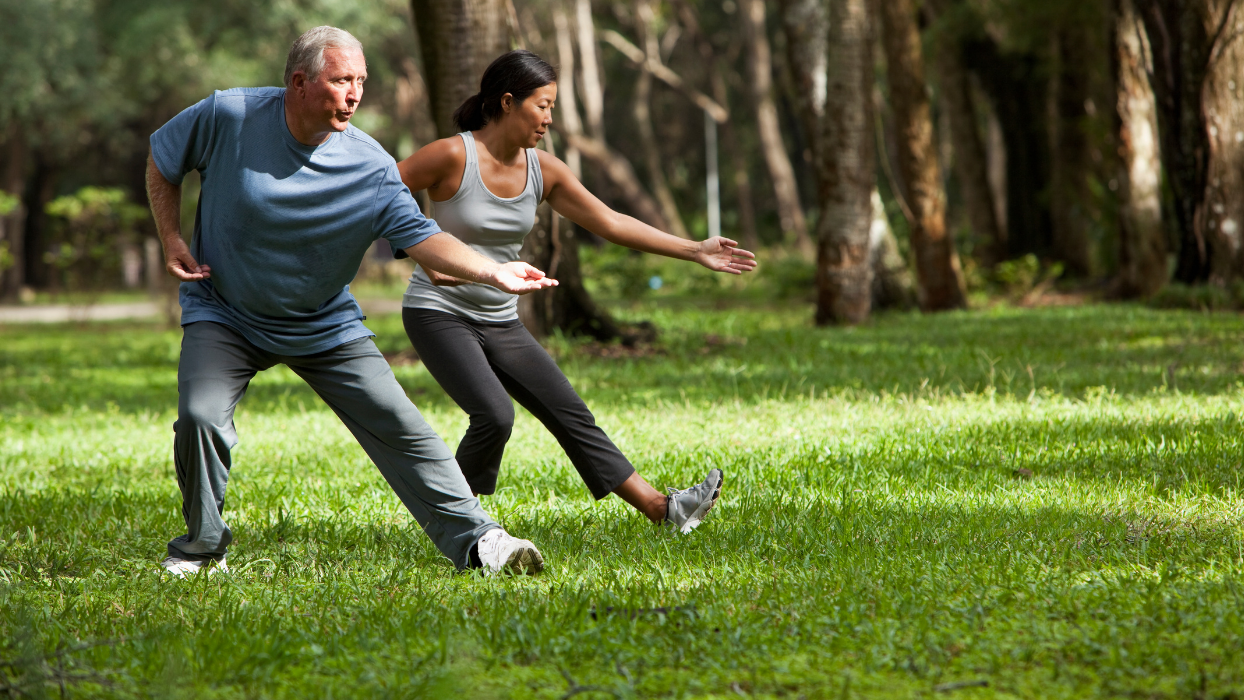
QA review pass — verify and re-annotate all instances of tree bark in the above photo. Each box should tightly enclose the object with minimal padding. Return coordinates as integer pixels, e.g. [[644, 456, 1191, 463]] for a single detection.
[[576, 0, 607, 139], [878, 0, 967, 311], [633, 0, 690, 238], [672, 0, 759, 249], [553, 7, 583, 177], [1199, 1, 1244, 283], [966, 37, 1053, 260], [923, 1, 1005, 266], [819, 0, 875, 323], [1113, 0, 1168, 297], [517, 198, 654, 343], [869, 188, 916, 309], [740, 0, 812, 254], [1132, 0, 1228, 283], [1049, 26, 1096, 276], [409, 0, 510, 139], [560, 131, 670, 230]]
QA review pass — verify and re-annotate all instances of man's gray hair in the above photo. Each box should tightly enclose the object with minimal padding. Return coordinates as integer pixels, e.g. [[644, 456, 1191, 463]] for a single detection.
[[283, 26, 364, 87]]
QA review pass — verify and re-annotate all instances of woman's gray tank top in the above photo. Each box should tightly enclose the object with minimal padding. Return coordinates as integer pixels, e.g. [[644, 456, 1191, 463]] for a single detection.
[[402, 131, 543, 323]]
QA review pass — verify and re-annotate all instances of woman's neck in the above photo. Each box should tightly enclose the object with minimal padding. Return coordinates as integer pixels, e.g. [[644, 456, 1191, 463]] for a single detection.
[[473, 124, 525, 165]]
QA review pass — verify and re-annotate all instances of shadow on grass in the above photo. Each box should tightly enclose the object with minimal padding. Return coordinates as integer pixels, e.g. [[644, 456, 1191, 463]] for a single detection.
[[3, 304, 1242, 416]]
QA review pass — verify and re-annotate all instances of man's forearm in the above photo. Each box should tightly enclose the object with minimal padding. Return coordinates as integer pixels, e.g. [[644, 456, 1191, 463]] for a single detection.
[[404, 232, 500, 283], [146, 152, 182, 247]]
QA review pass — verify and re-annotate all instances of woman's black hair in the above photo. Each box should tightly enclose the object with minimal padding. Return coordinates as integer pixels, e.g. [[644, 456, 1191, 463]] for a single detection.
[[452, 49, 558, 132]]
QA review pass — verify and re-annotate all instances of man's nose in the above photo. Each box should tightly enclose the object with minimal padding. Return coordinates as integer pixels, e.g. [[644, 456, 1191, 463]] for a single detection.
[[347, 81, 362, 104]]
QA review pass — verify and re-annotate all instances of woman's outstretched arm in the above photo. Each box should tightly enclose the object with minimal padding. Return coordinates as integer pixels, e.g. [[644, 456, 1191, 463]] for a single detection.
[[538, 150, 757, 274]]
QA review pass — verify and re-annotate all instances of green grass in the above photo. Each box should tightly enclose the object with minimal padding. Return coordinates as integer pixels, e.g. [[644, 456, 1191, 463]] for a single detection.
[[2, 301, 1244, 698]]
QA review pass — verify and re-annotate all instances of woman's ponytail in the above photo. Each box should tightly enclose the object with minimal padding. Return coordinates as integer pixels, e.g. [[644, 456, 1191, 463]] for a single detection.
[[452, 50, 558, 132], [452, 93, 486, 132]]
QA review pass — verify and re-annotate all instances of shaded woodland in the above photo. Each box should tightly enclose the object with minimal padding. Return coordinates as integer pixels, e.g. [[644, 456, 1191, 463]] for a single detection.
[[2, 0, 1244, 334]]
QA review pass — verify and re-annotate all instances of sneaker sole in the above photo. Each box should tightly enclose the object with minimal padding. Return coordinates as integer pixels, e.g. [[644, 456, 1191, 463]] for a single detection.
[[505, 545, 545, 575], [679, 470, 724, 534]]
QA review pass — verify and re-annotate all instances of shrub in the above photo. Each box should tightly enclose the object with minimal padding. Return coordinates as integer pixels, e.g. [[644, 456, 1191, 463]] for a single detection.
[[44, 187, 148, 291]]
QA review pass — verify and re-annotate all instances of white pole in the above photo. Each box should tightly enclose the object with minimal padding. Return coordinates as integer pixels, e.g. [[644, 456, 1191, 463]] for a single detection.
[[705, 109, 721, 240]]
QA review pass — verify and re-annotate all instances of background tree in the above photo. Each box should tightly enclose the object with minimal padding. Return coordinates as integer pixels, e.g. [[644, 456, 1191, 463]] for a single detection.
[[779, 0, 875, 323], [923, 0, 1006, 267], [1133, 0, 1244, 284], [1113, 0, 1167, 297], [741, 0, 811, 255], [409, 0, 509, 138], [878, 0, 967, 310]]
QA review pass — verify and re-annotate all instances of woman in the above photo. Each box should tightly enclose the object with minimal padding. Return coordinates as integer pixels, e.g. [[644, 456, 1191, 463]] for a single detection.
[[397, 50, 756, 533]]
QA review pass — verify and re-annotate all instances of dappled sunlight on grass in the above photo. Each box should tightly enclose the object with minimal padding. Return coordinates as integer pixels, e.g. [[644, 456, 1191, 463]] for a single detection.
[[3, 303, 1244, 696]]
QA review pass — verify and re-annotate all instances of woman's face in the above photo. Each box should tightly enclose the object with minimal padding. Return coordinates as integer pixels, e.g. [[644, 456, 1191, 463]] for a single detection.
[[503, 82, 557, 148]]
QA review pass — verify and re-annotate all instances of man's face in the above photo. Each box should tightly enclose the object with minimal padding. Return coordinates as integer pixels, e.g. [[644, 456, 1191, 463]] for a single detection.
[[296, 47, 367, 133]]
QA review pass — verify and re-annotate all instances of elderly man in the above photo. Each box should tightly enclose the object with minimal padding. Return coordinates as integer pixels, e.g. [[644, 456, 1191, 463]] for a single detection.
[[146, 26, 554, 577]]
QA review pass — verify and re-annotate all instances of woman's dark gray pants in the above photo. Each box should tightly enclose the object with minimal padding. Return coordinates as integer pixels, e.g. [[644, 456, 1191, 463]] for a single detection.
[[168, 321, 499, 569]]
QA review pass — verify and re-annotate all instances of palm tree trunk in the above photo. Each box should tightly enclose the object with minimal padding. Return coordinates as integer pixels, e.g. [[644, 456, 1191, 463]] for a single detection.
[[878, 0, 967, 311]]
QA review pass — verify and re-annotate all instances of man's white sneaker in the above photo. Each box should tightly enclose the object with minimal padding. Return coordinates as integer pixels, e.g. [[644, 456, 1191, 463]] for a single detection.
[[160, 554, 228, 579], [665, 468, 724, 534], [474, 529, 544, 576]]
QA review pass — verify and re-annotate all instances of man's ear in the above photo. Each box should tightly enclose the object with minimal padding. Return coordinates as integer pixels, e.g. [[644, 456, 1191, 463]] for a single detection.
[[290, 72, 307, 96]]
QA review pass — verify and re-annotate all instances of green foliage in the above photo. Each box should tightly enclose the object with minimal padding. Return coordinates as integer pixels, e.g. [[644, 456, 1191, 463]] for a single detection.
[[580, 243, 817, 304], [43, 187, 148, 291], [1150, 281, 1244, 312], [0, 190, 19, 217], [3, 302, 1244, 696]]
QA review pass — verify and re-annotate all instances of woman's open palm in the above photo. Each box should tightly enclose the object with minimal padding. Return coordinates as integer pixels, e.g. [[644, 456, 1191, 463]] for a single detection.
[[695, 237, 758, 275]]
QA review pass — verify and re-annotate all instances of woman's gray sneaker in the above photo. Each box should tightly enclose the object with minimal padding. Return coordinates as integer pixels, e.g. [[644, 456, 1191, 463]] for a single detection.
[[665, 469, 724, 534], [160, 554, 228, 578], [475, 528, 545, 576]]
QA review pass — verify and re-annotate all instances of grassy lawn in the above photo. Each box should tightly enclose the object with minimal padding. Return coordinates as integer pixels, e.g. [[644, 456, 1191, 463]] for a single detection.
[[2, 301, 1244, 698]]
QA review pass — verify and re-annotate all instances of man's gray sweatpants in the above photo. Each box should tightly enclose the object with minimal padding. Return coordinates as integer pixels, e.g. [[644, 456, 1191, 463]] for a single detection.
[[168, 321, 499, 569]]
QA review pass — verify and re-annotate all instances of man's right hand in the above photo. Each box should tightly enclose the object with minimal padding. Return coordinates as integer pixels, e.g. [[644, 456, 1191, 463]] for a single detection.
[[486, 261, 558, 295], [165, 236, 211, 281]]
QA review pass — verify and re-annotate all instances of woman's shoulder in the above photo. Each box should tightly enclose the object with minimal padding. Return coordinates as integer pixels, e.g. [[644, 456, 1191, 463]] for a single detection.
[[399, 135, 468, 177]]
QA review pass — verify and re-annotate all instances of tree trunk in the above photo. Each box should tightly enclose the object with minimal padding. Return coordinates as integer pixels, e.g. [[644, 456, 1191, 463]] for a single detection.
[[923, 1, 1005, 266], [518, 200, 654, 343], [1049, 27, 1096, 276], [1113, 0, 1168, 297], [671, 0, 759, 249], [740, 0, 812, 254], [967, 38, 1053, 260], [409, 0, 510, 139], [878, 0, 967, 311], [1133, 0, 1216, 283], [1199, 1, 1244, 283], [869, 189, 916, 309], [714, 71, 760, 251], [561, 132, 671, 230], [633, 0, 690, 238], [21, 158, 56, 290], [553, 7, 583, 177], [576, 0, 607, 140], [819, 0, 875, 323]]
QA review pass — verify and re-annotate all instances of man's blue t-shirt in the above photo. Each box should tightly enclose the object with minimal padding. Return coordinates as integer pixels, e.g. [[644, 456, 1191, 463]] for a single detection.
[[150, 87, 440, 355]]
